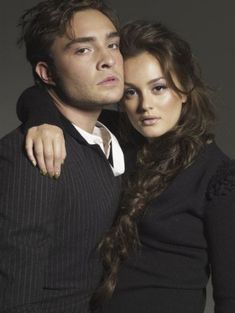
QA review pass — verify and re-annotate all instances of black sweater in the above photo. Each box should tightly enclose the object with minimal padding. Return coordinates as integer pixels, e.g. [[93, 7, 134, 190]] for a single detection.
[[15, 86, 235, 313], [101, 143, 235, 313]]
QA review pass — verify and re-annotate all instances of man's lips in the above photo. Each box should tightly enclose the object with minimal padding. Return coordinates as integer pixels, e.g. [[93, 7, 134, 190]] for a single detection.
[[140, 116, 161, 126], [97, 76, 119, 85]]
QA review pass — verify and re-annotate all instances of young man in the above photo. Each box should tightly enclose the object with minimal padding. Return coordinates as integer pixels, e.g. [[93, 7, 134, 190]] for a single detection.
[[0, 0, 124, 312]]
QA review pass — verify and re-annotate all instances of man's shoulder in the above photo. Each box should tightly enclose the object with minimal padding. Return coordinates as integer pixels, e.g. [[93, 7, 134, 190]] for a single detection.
[[0, 127, 51, 185], [0, 126, 25, 160]]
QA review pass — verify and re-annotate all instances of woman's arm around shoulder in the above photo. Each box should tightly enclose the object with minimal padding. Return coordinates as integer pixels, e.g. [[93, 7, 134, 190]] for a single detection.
[[16, 85, 66, 177]]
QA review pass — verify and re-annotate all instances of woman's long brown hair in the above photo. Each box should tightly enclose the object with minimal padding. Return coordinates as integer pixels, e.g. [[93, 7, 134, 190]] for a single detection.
[[91, 20, 216, 309]]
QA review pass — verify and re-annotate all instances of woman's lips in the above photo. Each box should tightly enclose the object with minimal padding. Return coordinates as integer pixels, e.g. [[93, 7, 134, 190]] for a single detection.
[[140, 116, 161, 126]]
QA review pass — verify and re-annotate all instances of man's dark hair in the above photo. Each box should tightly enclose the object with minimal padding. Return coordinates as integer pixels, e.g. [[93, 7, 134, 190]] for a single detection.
[[18, 0, 120, 84]]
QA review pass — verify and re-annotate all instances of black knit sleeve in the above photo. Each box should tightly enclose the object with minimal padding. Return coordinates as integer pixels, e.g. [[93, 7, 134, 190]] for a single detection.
[[16, 85, 63, 131], [205, 160, 235, 313]]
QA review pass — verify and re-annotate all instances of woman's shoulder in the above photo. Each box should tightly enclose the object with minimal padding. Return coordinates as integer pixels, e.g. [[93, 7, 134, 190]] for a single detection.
[[183, 141, 234, 200], [203, 141, 230, 162], [194, 141, 231, 174], [206, 157, 235, 201], [183, 141, 229, 179]]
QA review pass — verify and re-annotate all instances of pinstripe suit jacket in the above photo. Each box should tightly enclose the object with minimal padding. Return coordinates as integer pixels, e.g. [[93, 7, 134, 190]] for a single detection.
[[0, 116, 121, 313]]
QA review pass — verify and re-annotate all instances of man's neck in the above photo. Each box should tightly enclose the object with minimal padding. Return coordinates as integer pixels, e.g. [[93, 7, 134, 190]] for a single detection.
[[48, 89, 101, 134]]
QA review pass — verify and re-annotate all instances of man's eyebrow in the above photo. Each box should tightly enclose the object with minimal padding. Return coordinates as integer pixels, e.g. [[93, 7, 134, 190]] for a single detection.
[[106, 31, 120, 39], [64, 37, 95, 50], [64, 32, 120, 50]]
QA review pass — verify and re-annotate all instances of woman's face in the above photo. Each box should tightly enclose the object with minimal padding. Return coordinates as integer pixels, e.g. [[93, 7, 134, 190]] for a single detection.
[[123, 52, 186, 138]]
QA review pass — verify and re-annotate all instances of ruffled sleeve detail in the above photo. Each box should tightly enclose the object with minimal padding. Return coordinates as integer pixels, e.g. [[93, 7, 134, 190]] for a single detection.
[[206, 160, 235, 201], [205, 160, 235, 312]]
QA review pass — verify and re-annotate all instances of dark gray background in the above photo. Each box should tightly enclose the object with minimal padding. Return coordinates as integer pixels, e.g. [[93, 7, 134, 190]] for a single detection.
[[0, 0, 234, 158], [0, 1, 234, 312]]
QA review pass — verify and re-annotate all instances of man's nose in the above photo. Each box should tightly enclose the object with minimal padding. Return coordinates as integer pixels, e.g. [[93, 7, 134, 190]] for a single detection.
[[97, 49, 115, 70]]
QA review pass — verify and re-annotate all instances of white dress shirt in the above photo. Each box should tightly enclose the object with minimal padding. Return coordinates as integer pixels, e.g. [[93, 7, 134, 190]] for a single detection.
[[72, 121, 125, 176]]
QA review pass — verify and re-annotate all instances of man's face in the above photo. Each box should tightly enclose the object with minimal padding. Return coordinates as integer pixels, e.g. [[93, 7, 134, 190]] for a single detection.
[[49, 9, 124, 110]]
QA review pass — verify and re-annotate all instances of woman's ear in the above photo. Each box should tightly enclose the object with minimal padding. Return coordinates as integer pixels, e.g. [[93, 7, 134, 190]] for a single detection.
[[35, 62, 56, 86]]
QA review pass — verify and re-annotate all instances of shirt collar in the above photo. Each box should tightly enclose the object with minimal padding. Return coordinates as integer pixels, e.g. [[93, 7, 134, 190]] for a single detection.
[[72, 121, 125, 176]]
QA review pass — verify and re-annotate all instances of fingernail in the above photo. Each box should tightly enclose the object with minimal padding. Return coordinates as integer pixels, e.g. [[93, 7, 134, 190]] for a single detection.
[[54, 169, 60, 178], [31, 160, 36, 167], [40, 170, 47, 176], [54, 171, 60, 179]]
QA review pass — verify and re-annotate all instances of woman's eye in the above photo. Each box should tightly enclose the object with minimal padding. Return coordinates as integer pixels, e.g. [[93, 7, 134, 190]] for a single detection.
[[153, 85, 167, 93], [124, 88, 137, 98]]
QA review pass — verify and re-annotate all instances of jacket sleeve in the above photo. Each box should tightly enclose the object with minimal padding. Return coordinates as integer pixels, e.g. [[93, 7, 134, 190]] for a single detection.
[[16, 85, 63, 131], [0, 132, 60, 312], [205, 160, 235, 313]]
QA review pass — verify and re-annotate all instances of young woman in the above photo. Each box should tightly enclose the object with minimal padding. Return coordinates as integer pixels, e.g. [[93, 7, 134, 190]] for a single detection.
[[17, 21, 235, 313]]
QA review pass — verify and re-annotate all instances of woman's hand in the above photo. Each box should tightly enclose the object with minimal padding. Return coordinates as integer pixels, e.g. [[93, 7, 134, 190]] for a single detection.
[[26, 124, 66, 178]]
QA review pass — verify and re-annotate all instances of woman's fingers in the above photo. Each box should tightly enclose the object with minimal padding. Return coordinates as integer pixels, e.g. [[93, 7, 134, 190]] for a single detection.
[[61, 136, 67, 164], [25, 134, 37, 167], [53, 136, 64, 178], [25, 124, 66, 178], [43, 137, 55, 177], [33, 138, 47, 175]]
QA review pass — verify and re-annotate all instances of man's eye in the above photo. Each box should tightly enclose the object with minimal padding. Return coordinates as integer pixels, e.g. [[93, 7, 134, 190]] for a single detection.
[[75, 48, 90, 54], [108, 42, 120, 49]]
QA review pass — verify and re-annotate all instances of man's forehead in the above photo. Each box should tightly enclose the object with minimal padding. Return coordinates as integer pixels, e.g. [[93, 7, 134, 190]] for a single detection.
[[68, 9, 117, 36], [52, 9, 119, 49]]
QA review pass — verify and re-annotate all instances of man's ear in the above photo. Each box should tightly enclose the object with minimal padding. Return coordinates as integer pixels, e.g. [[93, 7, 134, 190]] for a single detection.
[[35, 62, 56, 86], [181, 93, 187, 104]]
